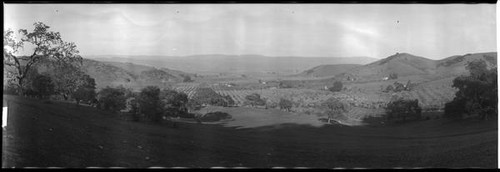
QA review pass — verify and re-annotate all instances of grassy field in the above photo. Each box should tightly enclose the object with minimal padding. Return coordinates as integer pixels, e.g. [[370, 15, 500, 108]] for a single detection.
[[2, 95, 497, 168]]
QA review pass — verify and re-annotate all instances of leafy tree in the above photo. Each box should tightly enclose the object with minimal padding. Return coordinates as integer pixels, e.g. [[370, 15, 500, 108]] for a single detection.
[[279, 98, 293, 112], [321, 97, 350, 122], [223, 95, 235, 107], [3, 22, 82, 95], [444, 60, 497, 120], [28, 73, 55, 99], [97, 86, 127, 112], [329, 81, 343, 92], [187, 98, 202, 112], [49, 64, 85, 100], [385, 97, 422, 122], [138, 86, 163, 122], [161, 89, 188, 112], [72, 74, 96, 105]]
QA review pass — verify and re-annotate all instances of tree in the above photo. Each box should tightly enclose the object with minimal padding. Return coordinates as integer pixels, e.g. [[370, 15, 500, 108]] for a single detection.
[[385, 97, 422, 122], [223, 95, 235, 107], [4, 22, 82, 95], [50, 64, 85, 100], [72, 74, 97, 105], [138, 86, 163, 122], [444, 60, 497, 120], [329, 81, 343, 92], [245, 93, 266, 107], [161, 89, 188, 112], [97, 86, 127, 112], [321, 97, 350, 123], [279, 98, 293, 112], [28, 73, 55, 99]]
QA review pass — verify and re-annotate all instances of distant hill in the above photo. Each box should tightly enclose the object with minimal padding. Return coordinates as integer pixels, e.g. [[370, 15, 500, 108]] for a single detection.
[[297, 64, 361, 78], [338, 52, 497, 81], [89, 54, 378, 76]]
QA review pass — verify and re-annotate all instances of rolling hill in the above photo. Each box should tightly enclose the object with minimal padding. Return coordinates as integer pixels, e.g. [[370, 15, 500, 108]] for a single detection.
[[337, 52, 497, 81], [89, 54, 378, 76], [21, 59, 194, 91], [296, 64, 361, 78]]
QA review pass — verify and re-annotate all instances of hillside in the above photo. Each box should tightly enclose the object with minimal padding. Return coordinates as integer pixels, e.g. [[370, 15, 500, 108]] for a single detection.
[[297, 64, 361, 78], [338, 52, 497, 81], [89, 54, 378, 76], [436, 52, 497, 77], [3, 95, 497, 167]]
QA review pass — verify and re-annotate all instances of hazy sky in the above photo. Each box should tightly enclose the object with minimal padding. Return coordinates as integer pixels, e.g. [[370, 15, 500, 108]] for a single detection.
[[4, 4, 496, 59]]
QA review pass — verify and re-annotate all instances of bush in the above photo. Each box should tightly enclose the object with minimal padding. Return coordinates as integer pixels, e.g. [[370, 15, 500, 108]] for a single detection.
[[199, 111, 232, 122], [97, 86, 127, 112]]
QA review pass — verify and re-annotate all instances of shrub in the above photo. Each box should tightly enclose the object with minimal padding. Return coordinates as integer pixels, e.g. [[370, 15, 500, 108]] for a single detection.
[[199, 111, 232, 122]]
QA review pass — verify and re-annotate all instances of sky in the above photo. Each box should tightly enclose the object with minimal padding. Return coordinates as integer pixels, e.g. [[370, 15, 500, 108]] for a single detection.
[[3, 4, 497, 59]]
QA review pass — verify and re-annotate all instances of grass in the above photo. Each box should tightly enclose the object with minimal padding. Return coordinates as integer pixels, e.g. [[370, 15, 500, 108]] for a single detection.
[[2, 95, 497, 168]]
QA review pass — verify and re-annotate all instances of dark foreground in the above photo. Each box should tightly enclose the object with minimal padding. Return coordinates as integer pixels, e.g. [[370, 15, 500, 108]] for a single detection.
[[2, 95, 497, 168]]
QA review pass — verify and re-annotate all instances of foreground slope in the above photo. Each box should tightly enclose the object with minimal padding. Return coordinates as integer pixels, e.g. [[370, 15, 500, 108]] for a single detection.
[[2, 95, 497, 168]]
